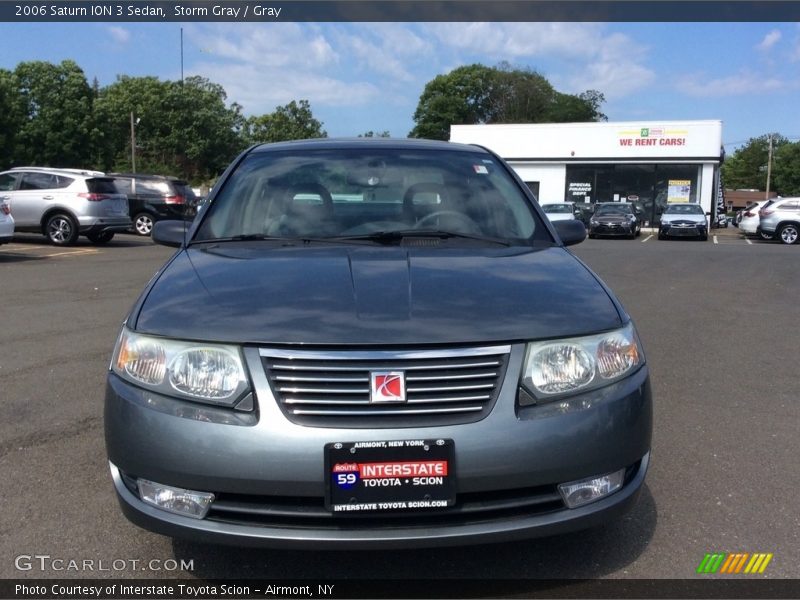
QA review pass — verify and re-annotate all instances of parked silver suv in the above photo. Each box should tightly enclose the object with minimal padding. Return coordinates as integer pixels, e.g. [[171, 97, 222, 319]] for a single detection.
[[758, 197, 800, 245], [0, 167, 131, 245]]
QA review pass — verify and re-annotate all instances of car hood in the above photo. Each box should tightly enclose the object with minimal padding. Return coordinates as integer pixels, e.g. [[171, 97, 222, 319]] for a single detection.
[[133, 244, 623, 346]]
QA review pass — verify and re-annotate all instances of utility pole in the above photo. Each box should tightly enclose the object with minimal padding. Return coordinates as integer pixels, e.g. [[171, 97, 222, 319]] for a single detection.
[[765, 134, 773, 200], [130, 111, 136, 174]]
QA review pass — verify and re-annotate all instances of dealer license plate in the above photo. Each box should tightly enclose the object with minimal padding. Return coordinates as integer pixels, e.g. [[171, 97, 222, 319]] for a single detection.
[[325, 439, 455, 514]]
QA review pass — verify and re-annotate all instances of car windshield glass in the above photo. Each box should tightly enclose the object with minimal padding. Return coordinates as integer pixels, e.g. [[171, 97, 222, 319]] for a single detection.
[[595, 204, 632, 216], [664, 204, 704, 215], [542, 204, 572, 213], [194, 147, 539, 244]]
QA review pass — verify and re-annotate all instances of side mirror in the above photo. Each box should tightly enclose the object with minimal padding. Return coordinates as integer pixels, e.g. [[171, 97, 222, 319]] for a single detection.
[[552, 219, 586, 247], [152, 220, 186, 248]]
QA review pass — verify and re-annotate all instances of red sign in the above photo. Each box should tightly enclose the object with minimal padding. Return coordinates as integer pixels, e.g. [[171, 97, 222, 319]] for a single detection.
[[358, 461, 448, 478]]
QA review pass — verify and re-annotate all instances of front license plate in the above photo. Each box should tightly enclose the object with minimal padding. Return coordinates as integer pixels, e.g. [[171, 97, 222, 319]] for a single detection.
[[325, 439, 455, 514]]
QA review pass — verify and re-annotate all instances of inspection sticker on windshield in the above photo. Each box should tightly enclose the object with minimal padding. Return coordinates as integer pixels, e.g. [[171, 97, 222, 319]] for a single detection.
[[325, 439, 455, 513], [472, 164, 489, 174]]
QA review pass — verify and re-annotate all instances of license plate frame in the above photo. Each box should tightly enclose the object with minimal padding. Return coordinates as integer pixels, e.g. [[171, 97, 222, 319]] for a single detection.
[[325, 439, 455, 514]]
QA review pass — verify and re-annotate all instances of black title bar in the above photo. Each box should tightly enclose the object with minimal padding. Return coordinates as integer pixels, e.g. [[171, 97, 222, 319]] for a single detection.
[[2, 1, 800, 22]]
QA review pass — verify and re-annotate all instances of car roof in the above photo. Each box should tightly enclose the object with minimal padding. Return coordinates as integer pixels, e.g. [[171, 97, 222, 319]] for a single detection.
[[8, 166, 106, 177], [248, 137, 491, 154], [109, 173, 183, 181]]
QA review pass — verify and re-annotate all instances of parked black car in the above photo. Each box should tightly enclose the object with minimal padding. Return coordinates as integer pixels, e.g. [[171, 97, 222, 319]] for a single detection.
[[588, 202, 641, 239], [109, 174, 198, 236], [105, 138, 651, 549]]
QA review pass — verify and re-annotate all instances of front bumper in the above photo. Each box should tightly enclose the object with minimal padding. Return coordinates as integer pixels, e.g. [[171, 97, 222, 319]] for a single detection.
[[589, 223, 634, 236], [105, 345, 652, 549], [659, 223, 706, 238]]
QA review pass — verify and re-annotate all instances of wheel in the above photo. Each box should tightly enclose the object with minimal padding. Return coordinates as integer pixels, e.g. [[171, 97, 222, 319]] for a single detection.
[[658, 233, 665, 240], [778, 223, 799, 245], [45, 213, 79, 246], [758, 230, 774, 241], [133, 213, 154, 236], [588, 233, 595, 239], [86, 231, 115, 244]]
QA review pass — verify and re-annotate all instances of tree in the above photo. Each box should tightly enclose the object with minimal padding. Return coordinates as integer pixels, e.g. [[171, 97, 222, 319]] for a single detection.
[[409, 63, 606, 140], [12, 60, 95, 167], [772, 141, 800, 196], [0, 69, 24, 168], [244, 100, 326, 145], [93, 75, 244, 181], [359, 130, 391, 138], [722, 133, 789, 191], [409, 64, 496, 140]]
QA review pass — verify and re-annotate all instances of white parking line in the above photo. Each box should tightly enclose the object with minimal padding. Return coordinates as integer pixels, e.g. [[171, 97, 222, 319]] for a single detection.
[[642, 234, 653, 243], [713, 236, 718, 244], [746, 238, 753, 245]]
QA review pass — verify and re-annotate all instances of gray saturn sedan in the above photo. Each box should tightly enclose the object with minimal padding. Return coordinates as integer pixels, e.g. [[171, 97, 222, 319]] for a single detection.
[[105, 138, 652, 549]]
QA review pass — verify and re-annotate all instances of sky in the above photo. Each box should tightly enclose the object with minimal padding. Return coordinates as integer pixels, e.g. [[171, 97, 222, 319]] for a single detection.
[[1, 20, 799, 150]]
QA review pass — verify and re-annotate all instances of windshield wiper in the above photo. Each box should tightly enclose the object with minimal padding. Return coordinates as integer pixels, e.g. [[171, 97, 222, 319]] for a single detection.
[[334, 229, 511, 246]]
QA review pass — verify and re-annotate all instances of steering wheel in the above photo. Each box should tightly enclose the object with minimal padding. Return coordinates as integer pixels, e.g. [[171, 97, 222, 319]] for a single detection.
[[415, 211, 481, 234]]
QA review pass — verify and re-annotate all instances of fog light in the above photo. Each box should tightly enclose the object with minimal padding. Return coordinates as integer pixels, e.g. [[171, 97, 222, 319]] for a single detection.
[[558, 469, 625, 508], [137, 479, 214, 519]]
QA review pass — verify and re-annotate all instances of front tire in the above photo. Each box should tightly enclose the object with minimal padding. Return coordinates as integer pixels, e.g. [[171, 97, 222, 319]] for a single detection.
[[778, 223, 799, 245], [759, 230, 774, 241], [45, 213, 79, 246], [133, 213, 154, 236]]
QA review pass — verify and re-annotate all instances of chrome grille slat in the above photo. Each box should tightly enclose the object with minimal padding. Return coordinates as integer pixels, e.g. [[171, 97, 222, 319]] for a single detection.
[[273, 375, 369, 383], [290, 406, 484, 416], [261, 345, 510, 426], [278, 386, 370, 394], [268, 360, 502, 372], [406, 371, 497, 382], [407, 383, 495, 393]]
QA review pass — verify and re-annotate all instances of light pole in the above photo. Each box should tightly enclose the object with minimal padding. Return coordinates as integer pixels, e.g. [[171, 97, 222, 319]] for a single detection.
[[130, 113, 141, 173], [130, 112, 136, 174], [765, 134, 773, 200]]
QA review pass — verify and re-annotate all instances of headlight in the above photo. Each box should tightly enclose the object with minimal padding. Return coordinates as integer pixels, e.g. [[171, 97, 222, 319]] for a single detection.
[[112, 327, 250, 406], [520, 322, 643, 404]]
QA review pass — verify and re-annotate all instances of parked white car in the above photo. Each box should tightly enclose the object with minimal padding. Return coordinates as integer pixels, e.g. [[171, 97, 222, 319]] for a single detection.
[[738, 200, 771, 239], [541, 202, 578, 222], [0, 198, 14, 244]]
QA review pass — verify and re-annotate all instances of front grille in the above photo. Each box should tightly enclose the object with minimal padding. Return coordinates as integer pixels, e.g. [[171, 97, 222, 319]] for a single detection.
[[260, 346, 510, 427], [206, 484, 564, 529]]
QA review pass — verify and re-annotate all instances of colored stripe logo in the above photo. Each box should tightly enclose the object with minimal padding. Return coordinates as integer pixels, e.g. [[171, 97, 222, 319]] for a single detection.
[[697, 553, 773, 574]]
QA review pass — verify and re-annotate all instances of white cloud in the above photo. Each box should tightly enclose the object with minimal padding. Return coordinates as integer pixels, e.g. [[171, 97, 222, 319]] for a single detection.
[[183, 23, 656, 115], [334, 24, 433, 83], [193, 61, 380, 115], [757, 29, 782, 51], [421, 23, 655, 99], [107, 26, 130, 44], [192, 23, 338, 69], [676, 70, 788, 97]]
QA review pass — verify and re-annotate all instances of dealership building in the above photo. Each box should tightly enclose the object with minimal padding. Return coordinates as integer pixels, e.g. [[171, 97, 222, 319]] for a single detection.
[[450, 120, 724, 227]]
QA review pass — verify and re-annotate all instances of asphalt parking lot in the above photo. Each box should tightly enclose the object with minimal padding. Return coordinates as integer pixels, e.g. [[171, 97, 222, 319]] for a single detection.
[[0, 229, 797, 587]]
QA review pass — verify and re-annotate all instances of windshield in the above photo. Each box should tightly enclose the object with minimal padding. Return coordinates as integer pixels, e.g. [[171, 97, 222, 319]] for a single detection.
[[594, 204, 632, 216], [664, 204, 704, 215], [194, 147, 539, 243]]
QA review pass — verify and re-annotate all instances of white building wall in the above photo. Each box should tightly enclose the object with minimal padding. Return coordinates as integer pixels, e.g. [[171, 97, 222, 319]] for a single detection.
[[699, 163, 716, 215], [507, 163, 566, 203]]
